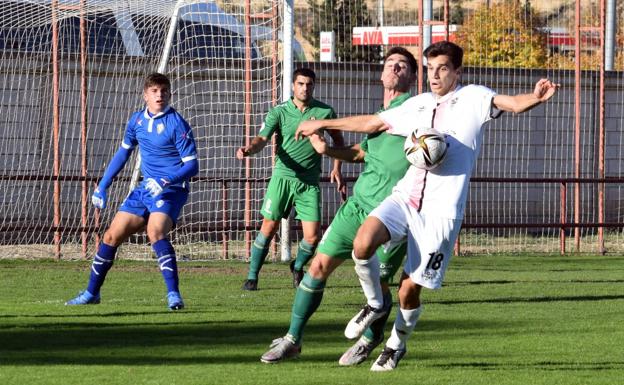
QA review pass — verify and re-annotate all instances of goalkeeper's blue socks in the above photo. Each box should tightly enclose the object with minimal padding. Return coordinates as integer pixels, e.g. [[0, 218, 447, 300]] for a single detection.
[[86, 243, 117, 296], [153, 239, 179, 293]]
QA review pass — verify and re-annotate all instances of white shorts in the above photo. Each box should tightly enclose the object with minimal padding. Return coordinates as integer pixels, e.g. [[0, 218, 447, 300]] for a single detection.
[[369, 193, 462, 289]]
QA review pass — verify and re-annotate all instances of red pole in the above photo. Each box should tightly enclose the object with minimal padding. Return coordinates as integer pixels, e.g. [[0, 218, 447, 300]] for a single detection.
[[560, 182, 567, 254], [223, 181, 229, 259], [271, 1, 279, 259], [80, 0, 89, 258], [598, 0, 606, 254], [574, 0, 581, 252], [444, 0, 449, 41], [244, 0, 252, 259], [51, 0, 61, 259]]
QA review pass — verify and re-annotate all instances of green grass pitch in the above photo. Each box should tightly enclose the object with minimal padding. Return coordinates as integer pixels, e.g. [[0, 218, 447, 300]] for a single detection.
[[1, 254, 623, 385]]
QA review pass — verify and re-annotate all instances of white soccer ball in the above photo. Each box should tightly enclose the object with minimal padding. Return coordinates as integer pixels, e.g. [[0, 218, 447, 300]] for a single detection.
[[403, 127, 448, 170]]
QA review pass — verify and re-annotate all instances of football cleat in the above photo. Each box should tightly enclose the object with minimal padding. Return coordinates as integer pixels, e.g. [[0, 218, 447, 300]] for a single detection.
[[370, 345, 406, 371], [167, 291, 184, 310], [65, 290, 101, 305], [339, 334, 384, 366], [289, 260, 304, 288], [344, 304, 389, 340], [260, 336, 301, 363], [242, 279, 258, 291]]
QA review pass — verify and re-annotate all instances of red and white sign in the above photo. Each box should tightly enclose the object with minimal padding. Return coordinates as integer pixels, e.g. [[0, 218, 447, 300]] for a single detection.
[[352, 25, 458, 46], [353, 25, 598, 52], [320, 31, 335, 62]]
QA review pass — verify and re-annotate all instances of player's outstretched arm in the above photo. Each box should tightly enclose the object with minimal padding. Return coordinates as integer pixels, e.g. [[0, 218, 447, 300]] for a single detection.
[[295, 115, 386, 140], [236, 136, 268, 159], [92, 146, 132, 209], [310, 133, 365, 163], [493, 78, 559, 114]]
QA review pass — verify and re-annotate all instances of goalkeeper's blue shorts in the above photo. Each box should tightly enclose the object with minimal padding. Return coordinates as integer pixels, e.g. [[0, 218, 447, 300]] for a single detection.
[[119, 182, 189, 225]]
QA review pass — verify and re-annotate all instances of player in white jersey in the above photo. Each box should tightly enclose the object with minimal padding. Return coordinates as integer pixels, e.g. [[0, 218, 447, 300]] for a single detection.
[[65, 73, 199, 310], [294, 41, 558, 371]]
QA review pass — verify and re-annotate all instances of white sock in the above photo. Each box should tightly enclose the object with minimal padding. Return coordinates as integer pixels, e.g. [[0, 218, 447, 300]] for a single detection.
[[386, 305, 423, 350], [352, 251, 383, 309]]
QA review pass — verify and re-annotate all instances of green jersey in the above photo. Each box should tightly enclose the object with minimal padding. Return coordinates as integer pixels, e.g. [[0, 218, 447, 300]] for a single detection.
[[259, 97, 337, 184], [351, 93, 412, 212]]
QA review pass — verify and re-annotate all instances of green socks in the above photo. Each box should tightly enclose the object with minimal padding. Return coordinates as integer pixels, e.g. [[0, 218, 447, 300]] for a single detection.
[[287, 273, 326, 344], [293, 239, 317, 271], [247, 232, 273, 280]]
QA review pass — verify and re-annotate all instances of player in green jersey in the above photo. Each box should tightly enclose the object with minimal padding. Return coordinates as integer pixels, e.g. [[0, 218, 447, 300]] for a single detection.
[[237, 68, 345, 291], [260, 47, 417, 365]]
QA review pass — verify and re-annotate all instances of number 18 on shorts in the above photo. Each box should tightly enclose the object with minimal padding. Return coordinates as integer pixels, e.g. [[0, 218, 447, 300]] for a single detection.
[[370, 194, 462, 290]]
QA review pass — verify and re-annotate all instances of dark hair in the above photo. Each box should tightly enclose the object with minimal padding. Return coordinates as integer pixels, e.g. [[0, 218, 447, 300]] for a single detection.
[[384, 46, 417, 74], [423, 41, 463, 69], [144, 72, 171, 90], [293, 68, 316, 83]]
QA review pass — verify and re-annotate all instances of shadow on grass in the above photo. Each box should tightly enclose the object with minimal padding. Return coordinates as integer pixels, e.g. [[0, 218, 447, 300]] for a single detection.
[[0, 317, 497, 366], [429, 360, 624, 371], [431, 294, 624, 306]]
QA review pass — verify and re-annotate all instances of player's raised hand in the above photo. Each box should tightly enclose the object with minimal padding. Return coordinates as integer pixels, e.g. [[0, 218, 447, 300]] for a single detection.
[[145, 177, 169, 197], [533, 78, 559, 102], [91, 186, 107, 209], [295, 120, 324, 140], [309, 132, 328, 154]]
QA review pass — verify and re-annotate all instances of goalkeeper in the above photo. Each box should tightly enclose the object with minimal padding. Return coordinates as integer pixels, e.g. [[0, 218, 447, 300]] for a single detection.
[[66, 72, 198, 310], [237, 68, 344, 291], [260, 47, 417, 365]]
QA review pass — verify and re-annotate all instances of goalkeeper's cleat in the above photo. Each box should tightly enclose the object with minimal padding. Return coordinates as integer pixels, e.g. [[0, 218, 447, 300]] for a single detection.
[[344, 304, 389, 340], [260, 336, 301, 364], [242, 279, 258, 291], [65, 290, 101, 305], [370, 345, 406, 371], [167, 291, 184, 310], [289, 260, 304, 288], [338, 334, 384, 366]]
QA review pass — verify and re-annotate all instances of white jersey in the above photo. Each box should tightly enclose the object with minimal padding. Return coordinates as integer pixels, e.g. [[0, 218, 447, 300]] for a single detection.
[[378, 84, 496, 219]]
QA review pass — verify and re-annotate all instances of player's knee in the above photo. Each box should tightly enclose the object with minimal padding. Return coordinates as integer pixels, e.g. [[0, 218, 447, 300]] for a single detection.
[[352, 235, 375, 260], [307, 255, 334, 280], [102, 230, 123, 247], [146, 228, 167, 243]]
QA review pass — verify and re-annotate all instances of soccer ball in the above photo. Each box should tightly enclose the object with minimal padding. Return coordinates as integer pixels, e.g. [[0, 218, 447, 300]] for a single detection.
[[403, 127, 448, 170]]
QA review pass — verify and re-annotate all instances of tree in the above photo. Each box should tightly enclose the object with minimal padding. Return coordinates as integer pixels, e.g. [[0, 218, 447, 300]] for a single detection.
[[450, 0, 465, 25], [455, 0, 548, 68], [305, 0, 381, 62]]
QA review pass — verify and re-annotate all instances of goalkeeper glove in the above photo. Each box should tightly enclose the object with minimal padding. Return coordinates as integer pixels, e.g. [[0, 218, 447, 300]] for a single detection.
[[92, 187, 107, 209], [145, 177, 170, 197]]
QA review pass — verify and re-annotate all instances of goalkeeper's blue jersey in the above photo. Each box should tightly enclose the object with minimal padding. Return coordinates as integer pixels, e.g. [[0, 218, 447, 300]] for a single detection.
[[121, 106, 198, 186]]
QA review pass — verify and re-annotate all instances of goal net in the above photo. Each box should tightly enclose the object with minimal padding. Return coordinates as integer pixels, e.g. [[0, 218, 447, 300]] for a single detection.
[[0, 0, 282, 260]]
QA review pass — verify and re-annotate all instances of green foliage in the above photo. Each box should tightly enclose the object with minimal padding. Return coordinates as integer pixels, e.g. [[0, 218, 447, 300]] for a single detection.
[[305, 0, 381, 62], [1, 255, 623, 384], [450, 0, 465, 25], [456, 0, 548, 68]]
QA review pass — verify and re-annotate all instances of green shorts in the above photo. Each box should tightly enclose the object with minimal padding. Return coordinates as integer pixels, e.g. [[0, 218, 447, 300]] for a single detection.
[[261, 176, 321, 222], [317, 198, 406, 283]]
